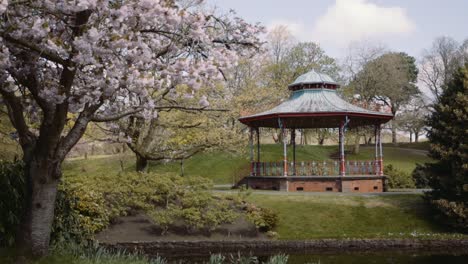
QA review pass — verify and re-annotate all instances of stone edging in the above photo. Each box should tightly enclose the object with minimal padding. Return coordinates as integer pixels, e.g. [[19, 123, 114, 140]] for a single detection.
[[104, 239, 468, 257]]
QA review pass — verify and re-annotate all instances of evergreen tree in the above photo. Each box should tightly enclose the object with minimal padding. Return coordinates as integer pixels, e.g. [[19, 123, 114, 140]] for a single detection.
[[423, 64, 468, 231], [426, 64, 468, 201]]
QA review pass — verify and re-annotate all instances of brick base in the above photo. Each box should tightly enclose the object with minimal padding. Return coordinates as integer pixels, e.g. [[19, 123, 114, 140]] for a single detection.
[[245, 176, 385, 193]]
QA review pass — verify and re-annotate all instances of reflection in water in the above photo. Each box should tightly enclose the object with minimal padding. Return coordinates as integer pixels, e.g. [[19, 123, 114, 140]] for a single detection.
[[168, 253, 468, 264], [287, 253, 468, 264]]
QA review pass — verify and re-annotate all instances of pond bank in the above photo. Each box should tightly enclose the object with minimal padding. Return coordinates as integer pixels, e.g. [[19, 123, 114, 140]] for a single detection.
[[104, 238, 468, 258]]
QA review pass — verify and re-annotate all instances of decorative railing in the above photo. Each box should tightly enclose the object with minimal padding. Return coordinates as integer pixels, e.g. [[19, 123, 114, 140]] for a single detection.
[[251, 160, 381, 177]]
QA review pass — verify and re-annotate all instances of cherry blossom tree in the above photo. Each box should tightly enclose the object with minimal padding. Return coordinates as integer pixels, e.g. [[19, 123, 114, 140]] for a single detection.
[[0, 0, 262, 256]]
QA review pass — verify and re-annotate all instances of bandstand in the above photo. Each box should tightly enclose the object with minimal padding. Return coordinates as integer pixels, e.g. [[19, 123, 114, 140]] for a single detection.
[[238, 70, 393, 193]]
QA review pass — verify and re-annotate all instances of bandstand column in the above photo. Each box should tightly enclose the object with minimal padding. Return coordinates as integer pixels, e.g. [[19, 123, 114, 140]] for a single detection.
[[282, 125, 288, 177], [378, 125, 384, 176], [339, 121, 346, 176], [374, 125, 379, 175], [291, 129, 296, 176], [256, 127, 261, 162], [249, 127, 254, 176]]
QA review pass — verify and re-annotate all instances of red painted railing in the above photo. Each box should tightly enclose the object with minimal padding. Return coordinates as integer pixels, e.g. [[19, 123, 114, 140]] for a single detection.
[[250, 160, 381, 176]]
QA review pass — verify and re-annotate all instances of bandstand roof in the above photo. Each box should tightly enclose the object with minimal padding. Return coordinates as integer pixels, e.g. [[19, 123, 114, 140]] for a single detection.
[[239, 70, 393, 129]]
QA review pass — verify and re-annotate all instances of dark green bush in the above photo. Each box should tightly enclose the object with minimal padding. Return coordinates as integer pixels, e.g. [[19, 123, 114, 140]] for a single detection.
[[0, 160, 25, 247], [384, 164, 415, 189], [412, 163, 431, 188], [428, 198, 468, 232]]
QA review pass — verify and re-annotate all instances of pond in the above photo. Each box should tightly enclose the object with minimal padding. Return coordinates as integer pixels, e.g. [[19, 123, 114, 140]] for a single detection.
[[167, 252, 468, 264]]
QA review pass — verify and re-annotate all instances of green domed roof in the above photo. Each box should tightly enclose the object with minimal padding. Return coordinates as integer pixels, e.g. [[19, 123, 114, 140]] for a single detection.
[[290, 69, 337, 86]]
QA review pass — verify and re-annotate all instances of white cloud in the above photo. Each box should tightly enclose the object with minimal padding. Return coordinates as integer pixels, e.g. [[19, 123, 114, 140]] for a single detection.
[[266, 20, 308, 42], [313, 0, 415, 46]]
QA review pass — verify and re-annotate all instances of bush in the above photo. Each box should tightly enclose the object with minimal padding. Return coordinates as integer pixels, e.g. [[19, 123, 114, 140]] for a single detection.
[[2, 165, 271, 246], [412, 163, 431, 188], [245, 204, 278, 232], [57, 172, 240, 240], [0, 160, 25, 247], [384, 164, 415, 189], [428, 199, 468, 232]]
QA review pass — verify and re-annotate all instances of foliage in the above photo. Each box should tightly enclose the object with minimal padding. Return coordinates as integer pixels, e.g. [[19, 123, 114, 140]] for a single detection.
[[428, 199, 468, 232], [422, 64, 468, 231], [384, 164, 415, 189], [347, 51, 420, 143], [55, 171, 241, 241], [0, 0, 263, 254], [396, 96, 429, 142], [424, 65, 468, 202], [209, 253, 288, 264], [244, 204, 279, 232], [0, 160, 25, 247], [412, 163, 431, 188]]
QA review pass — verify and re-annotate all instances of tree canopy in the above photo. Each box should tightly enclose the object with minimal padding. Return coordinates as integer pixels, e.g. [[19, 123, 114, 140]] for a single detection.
[[0, 0, 263, 256]]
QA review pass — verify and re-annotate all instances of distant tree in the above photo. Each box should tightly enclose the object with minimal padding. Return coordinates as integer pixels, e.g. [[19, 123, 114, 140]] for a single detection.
[[286, 42, 341, 81], [420, 36, 468, 102], [342, 42, 387, 153], [396, 97, 428, 143], [349, 52, 420, 144], [423, 64, 468, 231], [233, 28, 340, 145]]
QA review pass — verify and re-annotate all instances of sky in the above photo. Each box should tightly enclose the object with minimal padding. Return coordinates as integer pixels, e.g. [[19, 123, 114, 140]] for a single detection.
[[206, 0, 468, 60]]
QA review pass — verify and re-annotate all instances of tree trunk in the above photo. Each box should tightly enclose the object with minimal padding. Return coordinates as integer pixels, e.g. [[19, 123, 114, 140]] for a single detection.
[[409, 132, 413, 143], [415, 133, 419, 143], [180, 159, 185, 177], [303, 130, 313, 145], [16, 156, 60, 257], [318, 137, 325, 145], [136, 154, 148, 172], [353, 134, 360, 154], [391, 121, 397, 145]]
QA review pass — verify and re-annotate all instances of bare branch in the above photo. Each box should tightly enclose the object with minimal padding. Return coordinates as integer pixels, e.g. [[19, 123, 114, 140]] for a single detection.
[[91, 107, 144, 122]]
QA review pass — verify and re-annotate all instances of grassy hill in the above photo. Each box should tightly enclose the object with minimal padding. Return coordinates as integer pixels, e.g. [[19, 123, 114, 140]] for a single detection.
[[243, 192, 463, 240], [63, 143, 432, 184]]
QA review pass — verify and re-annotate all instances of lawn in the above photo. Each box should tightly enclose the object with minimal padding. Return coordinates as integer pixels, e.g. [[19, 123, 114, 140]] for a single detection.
[[63, 143, 433, 184], [243, 192, 463, 240]]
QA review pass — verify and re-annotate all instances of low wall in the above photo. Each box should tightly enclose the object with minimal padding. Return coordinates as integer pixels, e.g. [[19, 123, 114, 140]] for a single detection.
[[104, 239, 468, 257], [245, 176, 385, 193]]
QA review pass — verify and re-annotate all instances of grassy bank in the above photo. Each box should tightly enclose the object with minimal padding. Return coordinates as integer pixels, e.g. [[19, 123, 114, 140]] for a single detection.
[[244, 192, 463, 240], [63, 143, 433, 184]]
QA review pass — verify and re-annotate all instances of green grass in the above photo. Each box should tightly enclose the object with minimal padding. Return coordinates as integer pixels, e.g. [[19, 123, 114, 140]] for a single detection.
[[383, 141, 430, 151], [0, 246, 166, 264], [63, 143, 433, 184], [244, 193, 464, 240]]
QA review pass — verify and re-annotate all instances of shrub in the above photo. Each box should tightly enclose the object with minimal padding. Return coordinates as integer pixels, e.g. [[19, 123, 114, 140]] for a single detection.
[[245, 204, 278, 232], [411, 163, 431, 188], [0, 160, 25, 247], [62, 171, 239, 237], [428, 199, 468, 232], [384, 164, 415, 189]]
